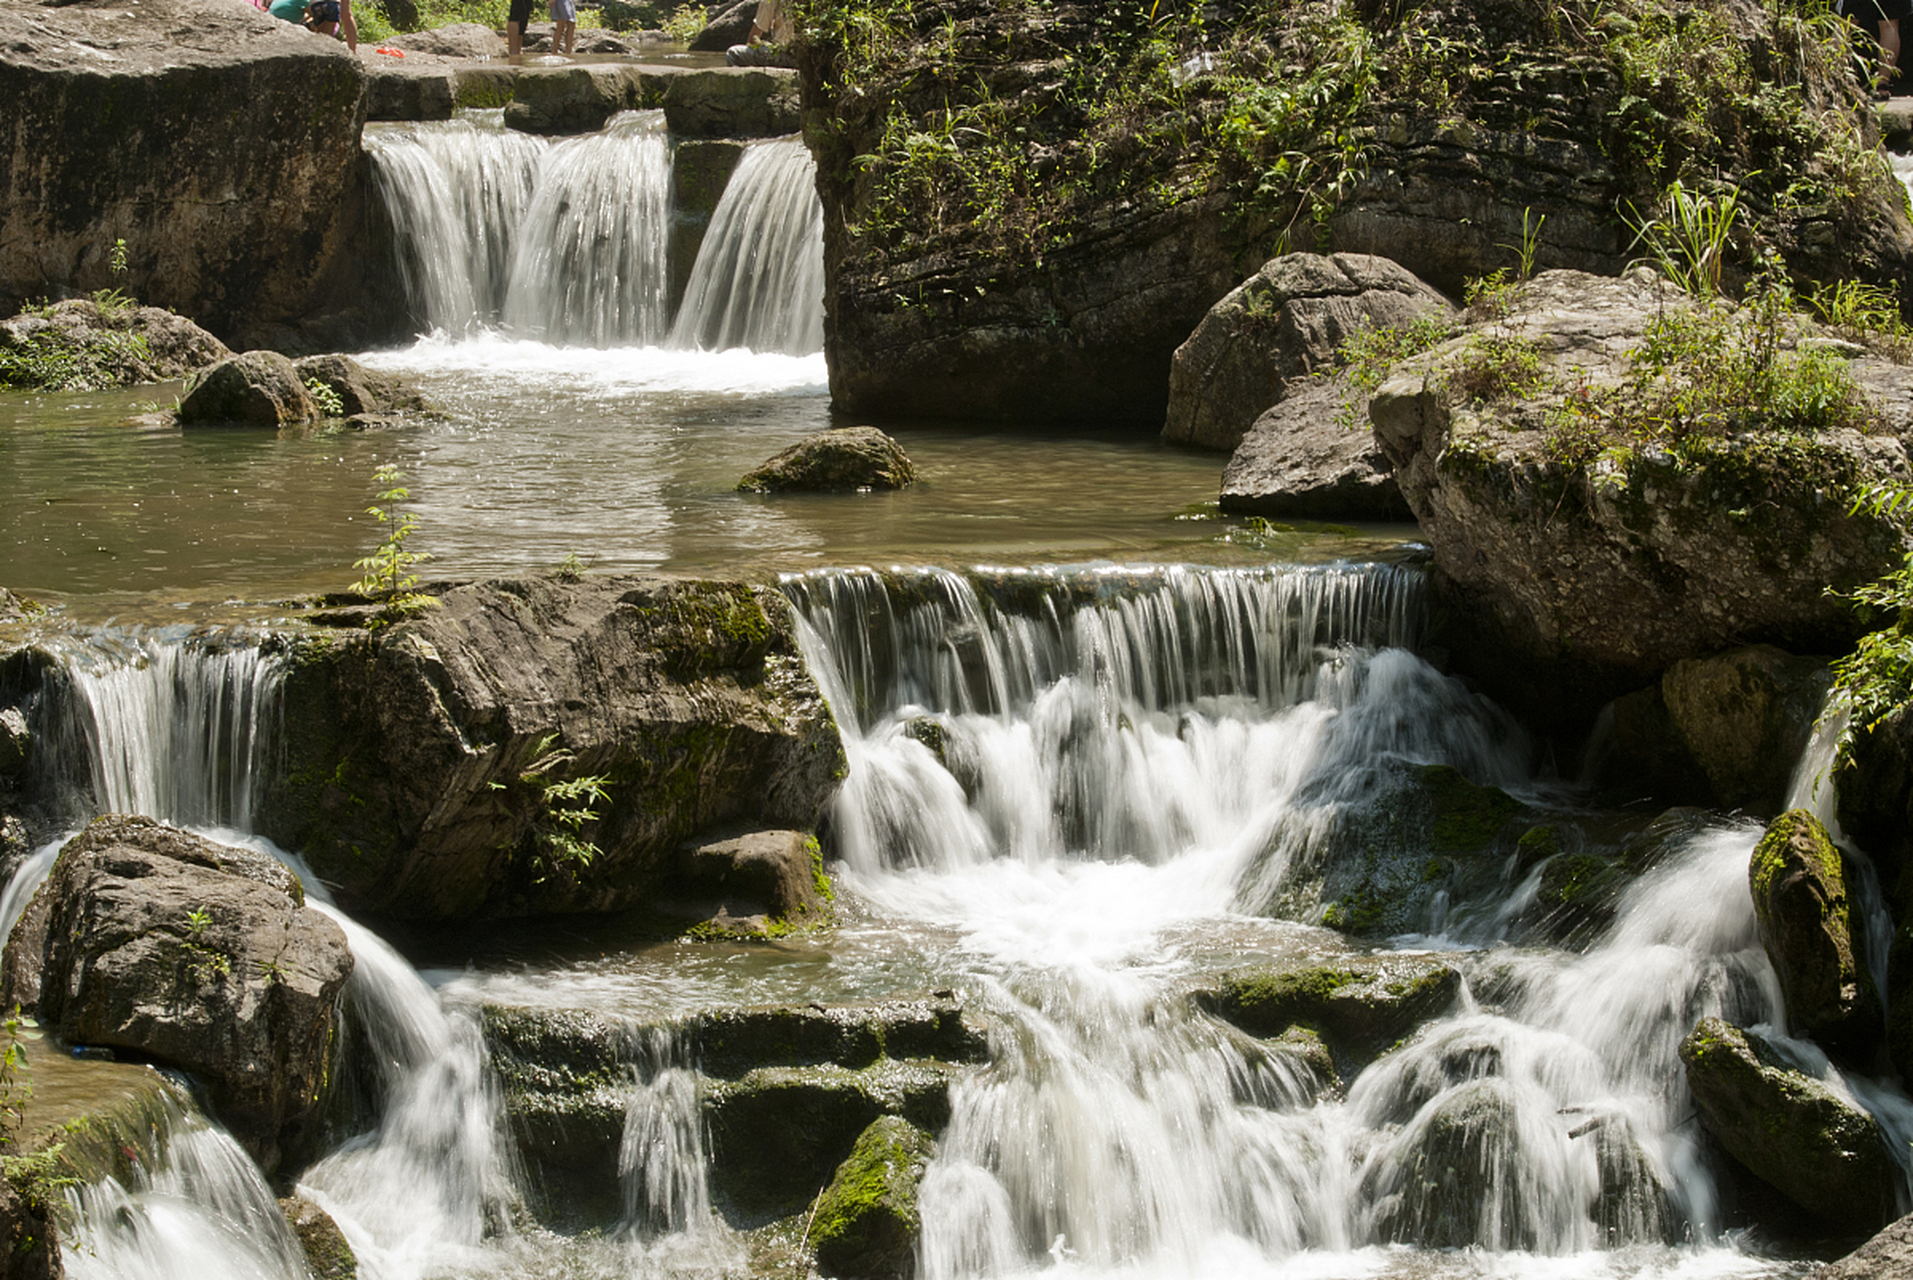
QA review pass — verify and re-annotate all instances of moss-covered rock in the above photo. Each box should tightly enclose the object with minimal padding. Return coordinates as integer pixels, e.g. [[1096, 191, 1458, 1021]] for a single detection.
[[281, 1196, 358, 1280], [809, 1115, 936, 1280], [738, 427, 918, 494], [1658, 646, 1829, 817], [688, 994, 987, 1079], [1680, 1015, 1896, 1236], [1195, 954, 1461, 1077], [670, 829, 836, 940], [1749, 809, 1879, 1054], [1527, 851, 1631, 943]]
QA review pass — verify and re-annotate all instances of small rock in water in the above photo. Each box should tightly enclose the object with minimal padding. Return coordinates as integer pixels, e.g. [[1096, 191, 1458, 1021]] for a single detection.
[[737, 426, 918, 493]]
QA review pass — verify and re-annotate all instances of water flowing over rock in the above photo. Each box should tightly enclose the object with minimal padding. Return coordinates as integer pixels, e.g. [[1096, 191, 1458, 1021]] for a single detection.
[[1680, 1016, 1897, 1236], [810, 1115, 937, 1280], [0, 0, 367, 346], [1369, 269, 1912, 734], [176, 351, 321, 428], [280, 1196, 358, 1280], [1163, 252, 1452, 453], [0, 816, 353, 1176], [1197, 955, 1462, 1079], [737, 427, 918, 493], [263, 574, 843, 920], [1749, 810, 1878, 1053]]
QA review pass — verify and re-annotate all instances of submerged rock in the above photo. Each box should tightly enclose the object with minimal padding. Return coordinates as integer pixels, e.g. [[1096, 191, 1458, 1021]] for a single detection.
[[263, 574, 844, 921], [0, 816, 353, 1176], [737, 427, 918, 494], [1749, 810, 1877, 1053], [1164, 252, 1451, 453], [1680, 1016, 1896, 1236], [1196, 954, 1461, 1077], [177, 351, 319, 427], [809, 1115, 937, 1280]]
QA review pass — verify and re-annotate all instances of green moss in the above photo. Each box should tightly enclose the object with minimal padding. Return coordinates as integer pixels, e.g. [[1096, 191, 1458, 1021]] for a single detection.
[[1420, 764, 1520, 852]]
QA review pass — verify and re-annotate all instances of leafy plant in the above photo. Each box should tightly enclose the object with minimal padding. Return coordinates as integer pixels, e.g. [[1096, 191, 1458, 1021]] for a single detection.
[[306, 377, 346, 418], [91, 238, 136, 317], [351, 465, 435, 616], [185, 906, 212, 939], [1810, 279, 1913, 361], [660, 1, 705, 42], [1626, 180, 1745, 297], [555, 551, 588, 582], [491, 733, 615, 881], [1827, 481, 1913, 766]]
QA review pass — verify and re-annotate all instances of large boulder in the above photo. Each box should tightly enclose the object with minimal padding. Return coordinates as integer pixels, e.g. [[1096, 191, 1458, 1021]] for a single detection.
[[1749, 809, 1878, 1053], [1680, 1016, 1898, 1236], [385, 22, 506, 58], [177, 351, 320, 427], [292, 353, 436, 420], [1218, 375, 1415, 522], [661, 68, 802, 139], [0, 299, 230, 391], [261, 574, 845, 920], [1369, 269, 1912, 733], [1196, 954, 1462, 1078], [505, 65, 641, 135], [670, 828, 833, 938], [0, 816, 353, 1176], [1163, 252, 1452, 453], [1364, 1078, 1550, 1250], [737, 426, 918, 493], [0, 0, 368, 347], [809, 1115, 937, 1280]]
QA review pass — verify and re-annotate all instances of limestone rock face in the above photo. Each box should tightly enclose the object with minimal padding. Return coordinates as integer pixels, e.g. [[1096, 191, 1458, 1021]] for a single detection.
[[1750, 809, 1877, 1052], [363, 53, 456, 123], [1, 817, 353, 1176], [0, 0, 367, 346], [1164, 252, 1451, 453], [1680, 1016, 1897, 1236], [738, 427, 918, 493], [1369, 269, 1912, 733], [810, 1115, 937, 1280], [262, 575, 845, 921], [1218, 376, 1413, 522], [0, 300, 230, 391], [177, 351, 319, 427]]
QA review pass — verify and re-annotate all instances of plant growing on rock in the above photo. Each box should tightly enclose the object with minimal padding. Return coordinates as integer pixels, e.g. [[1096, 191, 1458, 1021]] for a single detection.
[[490, 733, 615, 883], [351, 465, 436, 619]]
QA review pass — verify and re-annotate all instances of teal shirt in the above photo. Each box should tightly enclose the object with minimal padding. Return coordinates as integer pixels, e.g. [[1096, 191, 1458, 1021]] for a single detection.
[[268, 0, 307, 21]]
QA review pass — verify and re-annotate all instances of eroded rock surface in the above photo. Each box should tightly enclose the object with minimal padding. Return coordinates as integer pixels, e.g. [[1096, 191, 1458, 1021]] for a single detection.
[[1219, 375, 1414, 522], [1, 816, 353, 1175]]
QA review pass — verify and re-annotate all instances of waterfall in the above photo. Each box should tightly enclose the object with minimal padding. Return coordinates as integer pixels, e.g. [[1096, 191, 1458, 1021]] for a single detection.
[[668, 135, 826, 356], [366, 111, 825, 353]]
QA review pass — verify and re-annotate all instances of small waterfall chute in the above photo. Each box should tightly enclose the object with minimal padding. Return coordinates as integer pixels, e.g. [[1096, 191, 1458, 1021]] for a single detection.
[[668, 134, 826, 356]]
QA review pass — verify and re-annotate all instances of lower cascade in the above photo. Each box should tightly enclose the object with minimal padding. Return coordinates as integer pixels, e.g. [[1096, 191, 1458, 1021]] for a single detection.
[[5, 559, 1910, 1279]]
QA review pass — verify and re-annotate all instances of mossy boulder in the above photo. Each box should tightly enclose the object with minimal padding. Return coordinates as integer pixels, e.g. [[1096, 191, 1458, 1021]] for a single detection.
[[669, 829, 835, 940], [1680, 1015, 1897, 1236], [687, 993, 987, 1080], [259, 574, 844, 921], [281, 1196, 358, 1280], [1196, 954, 1461, 1077], [177, 350, 319, 427], [809, 1115, 936, 1280], [1749, 809, 1878, 1054], [738, 427, 918, 494], [1525, 851, 1631, 943], [0, 299, 230, 392], [481, 1004, 636, 1217]]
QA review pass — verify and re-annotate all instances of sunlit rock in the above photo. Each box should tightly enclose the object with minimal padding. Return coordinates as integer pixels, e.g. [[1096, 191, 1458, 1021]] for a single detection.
[[738, 426, 918, 494], [1196, 954, 1462, 1078], [177, 351, 320, 428], [810, 1115, 937, 1280], [0, 300, 230, 392], [1749, 810, 1878, 1053]]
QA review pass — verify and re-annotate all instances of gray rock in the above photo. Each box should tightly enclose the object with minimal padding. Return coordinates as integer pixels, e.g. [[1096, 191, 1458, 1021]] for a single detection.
[[689, 0, 757, 53], [672, 829, 832, 937], [1195, 954, 1462, 1077], [386, 21, 505, 58], [293, 353, 435, 417], [505, 65, 638, 135], [1, 816, 354, 1176], [1750, 810, 1877, 1053], [1366, 1078, 1549, 1249], [455, 64, 519, 110], [1164, 252, 1451, 452], [363, 55, 456, 123], [177, 351, 319, 427], [1680, 1016, 1897, 1236], [1813, 1213, 1913, 1278], [1369, 269, 1913, 733], [0, 0, 366, 344], [661, 67, 802, 139], [810, 1116, 936, 1280], [1219, 375, 1413, 522], [738, 426, 918, 493], [1659, 647, 1829, 817], [261, 575, 845, 921]]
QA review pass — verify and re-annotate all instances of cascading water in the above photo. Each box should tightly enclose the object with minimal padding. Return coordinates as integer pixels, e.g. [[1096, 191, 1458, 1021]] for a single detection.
[[365, 110, 825, 354], [668, 135, 826, 356]]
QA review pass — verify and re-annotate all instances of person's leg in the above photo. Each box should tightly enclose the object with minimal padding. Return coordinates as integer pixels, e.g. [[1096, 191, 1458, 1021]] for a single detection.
[[559, 20, 575, 52], [507, 0, 533, 56], [1884, 17, 1904, 87]]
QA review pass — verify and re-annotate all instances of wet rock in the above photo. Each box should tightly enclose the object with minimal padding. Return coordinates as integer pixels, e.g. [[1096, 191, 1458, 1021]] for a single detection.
[[688, 993, 988, 1079], [293, 353, 436, 418], [0, 1178, 60, 1280], [0, 706, 28, 778], [177, 351, 318, 428], [0, 300, 231, 391], [668, 139, 748, 306], [705, 1059, 959, 1223], [662, 68, 802, 139], [1, 816, 354, 1176], [363, 55, 456, 123], [738, 427, 918, 494], [1196, 954, 1462, 1076], [1164, 252, 1451, 453], [1369, 269, 1912, 735], [1680, 1016, 1897, 1236], [671, 829, 833, 938], [1813, 1212, 1913, 1278], [1218, 376, 1414, 523], [455, 65, 519, 110], [1750, 810, 1878, 1052], [261, 575, 844, 921], [810, 1115, 936, 1280], [506, 65, 639, 135], [385, 21, 505, 57], [281, 1196, 357, 1280], [482, 1005, 635, 1219], [1367, 1077, 1547, 1250], [1525, 851, 1630, 944]]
